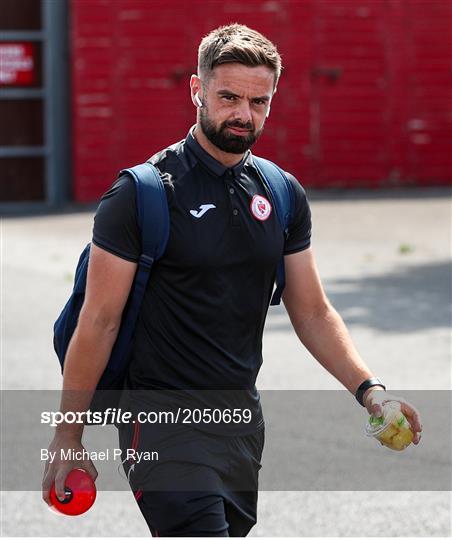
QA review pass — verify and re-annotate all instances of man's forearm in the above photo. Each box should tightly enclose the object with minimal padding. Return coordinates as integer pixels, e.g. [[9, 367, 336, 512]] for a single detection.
[[292, 302, 376, 395], [56, 313, 120, 439]]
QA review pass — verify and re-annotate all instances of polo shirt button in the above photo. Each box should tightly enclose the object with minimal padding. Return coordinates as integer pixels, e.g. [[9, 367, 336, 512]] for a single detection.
[[229, 188, 235, 195], [233, 209, 239, 216]]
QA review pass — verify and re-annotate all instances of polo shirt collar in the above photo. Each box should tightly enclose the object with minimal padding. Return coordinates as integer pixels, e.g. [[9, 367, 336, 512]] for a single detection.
[[185, 125, 251, 178]]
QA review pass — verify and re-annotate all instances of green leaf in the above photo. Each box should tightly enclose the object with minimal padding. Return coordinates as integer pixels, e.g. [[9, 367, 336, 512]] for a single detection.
[[398, 243, 414, 254], [370, 415, 384, 426]]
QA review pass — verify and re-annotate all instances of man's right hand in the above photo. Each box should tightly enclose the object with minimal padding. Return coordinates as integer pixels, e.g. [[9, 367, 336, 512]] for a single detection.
[[42, 433, 98, 505], [41, 245, 136, 506]]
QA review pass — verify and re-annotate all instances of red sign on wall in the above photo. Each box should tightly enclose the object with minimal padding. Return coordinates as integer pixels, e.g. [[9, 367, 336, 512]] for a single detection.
[[0, 43, 36, 86]]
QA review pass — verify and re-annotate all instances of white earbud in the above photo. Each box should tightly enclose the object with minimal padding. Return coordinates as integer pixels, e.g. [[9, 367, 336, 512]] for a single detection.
[[194, 93, 203, 108]]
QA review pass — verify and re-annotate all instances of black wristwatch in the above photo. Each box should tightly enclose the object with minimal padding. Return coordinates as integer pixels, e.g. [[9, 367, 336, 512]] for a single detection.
[[355, 377, 386, 407]]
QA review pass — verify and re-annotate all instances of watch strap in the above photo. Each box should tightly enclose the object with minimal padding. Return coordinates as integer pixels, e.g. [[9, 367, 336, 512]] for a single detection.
[[355, 377, 386, 407]]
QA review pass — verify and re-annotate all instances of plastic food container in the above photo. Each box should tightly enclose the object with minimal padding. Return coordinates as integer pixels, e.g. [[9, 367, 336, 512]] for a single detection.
[[365, 401, 414, 451]]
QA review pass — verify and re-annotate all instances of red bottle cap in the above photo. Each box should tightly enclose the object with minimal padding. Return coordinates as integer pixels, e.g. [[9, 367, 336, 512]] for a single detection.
[[49, 468, 96, 516]]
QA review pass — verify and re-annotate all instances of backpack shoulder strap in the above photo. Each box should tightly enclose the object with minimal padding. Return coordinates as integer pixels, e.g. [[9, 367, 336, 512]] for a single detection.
[[252, 156, 295, 306], [252, 156, 294, 233], [120, 162, 170, 265], [106, 162, 169, 367]]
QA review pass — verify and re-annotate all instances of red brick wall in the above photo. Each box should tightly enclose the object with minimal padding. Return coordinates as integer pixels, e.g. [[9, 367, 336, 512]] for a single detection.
[[71, 0, 451, 201]]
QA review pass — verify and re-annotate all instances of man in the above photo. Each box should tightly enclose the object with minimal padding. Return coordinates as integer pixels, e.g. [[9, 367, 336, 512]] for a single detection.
[[42, 24, 422, 536]]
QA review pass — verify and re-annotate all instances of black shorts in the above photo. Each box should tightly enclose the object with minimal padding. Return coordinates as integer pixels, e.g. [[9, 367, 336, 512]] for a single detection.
[[118, 418, 265, 537]]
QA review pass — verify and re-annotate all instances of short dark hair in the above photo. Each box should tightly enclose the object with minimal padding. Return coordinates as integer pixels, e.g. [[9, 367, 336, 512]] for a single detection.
[[198, 24, 282, 86]]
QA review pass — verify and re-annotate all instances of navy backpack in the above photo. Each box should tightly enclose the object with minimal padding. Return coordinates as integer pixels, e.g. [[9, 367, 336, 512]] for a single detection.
[[53, 157, 294, 413]]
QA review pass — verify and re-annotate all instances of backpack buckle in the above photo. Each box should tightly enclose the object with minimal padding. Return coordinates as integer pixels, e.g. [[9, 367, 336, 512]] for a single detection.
[[139, 254, 154, 271]]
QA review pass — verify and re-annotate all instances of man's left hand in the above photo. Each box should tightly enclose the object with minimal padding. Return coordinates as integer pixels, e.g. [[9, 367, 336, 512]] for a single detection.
[[364, 388, 423, 445]]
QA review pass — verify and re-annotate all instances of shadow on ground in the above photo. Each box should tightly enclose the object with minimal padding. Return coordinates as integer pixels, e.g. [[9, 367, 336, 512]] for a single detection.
[[267, 260, 451, 333], [307, 186, 451, 201]]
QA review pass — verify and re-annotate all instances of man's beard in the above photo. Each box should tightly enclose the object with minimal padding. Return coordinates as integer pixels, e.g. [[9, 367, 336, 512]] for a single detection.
[[199, 108, 263, 154]]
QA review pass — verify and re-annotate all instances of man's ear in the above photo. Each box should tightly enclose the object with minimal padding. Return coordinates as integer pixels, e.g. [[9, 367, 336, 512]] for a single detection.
[[190, 74, 202, 105]]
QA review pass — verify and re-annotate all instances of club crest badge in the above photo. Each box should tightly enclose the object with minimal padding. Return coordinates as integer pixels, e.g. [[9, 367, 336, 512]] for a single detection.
[[250, 194, 272, 221]]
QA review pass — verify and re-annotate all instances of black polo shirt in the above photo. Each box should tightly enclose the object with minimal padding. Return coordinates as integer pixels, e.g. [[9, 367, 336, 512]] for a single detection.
[[92, 128, 311, 435]]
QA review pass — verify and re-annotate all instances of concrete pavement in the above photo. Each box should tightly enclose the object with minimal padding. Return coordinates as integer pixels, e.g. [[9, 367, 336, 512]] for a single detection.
[[1, 189, 451, 536]]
